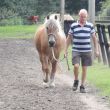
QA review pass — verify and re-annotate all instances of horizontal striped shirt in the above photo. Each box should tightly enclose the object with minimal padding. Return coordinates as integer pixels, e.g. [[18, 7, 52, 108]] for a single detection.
[[68, 21, 95, 52]]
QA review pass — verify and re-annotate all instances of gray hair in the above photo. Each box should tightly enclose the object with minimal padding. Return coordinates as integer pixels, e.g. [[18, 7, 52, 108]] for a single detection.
[[79, 9, 88, 17]]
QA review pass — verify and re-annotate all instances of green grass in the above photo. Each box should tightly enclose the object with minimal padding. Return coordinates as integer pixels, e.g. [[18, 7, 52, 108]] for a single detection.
[[0, 25, 38, 39], [87, 61, 110, 97]]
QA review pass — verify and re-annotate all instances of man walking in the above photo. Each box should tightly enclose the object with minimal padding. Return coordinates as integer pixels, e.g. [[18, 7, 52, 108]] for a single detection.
[[64, 9, 99, 93]]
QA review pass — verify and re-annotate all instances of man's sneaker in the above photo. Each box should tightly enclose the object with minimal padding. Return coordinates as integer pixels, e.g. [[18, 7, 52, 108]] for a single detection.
[[80, 85, 86, 93], [72, 80, 79, 91]]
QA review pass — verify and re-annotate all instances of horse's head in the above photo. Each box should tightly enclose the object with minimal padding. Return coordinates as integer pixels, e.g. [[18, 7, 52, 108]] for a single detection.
[[45, 15, 59, 47]]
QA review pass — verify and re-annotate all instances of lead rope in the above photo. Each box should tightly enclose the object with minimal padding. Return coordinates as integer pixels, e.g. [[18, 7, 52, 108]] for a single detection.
[[51, 47, 70, 71], [65, 55, 70, 70], [51, 47, 59, 62]]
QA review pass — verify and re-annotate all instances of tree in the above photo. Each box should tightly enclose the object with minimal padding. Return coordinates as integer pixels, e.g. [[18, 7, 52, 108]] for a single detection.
[[65, 0, 88, 14], [0, 0, 108, 25], [0, 0, 17, 19], [100, 0, 110, 16], [95, 0, 106, 13]]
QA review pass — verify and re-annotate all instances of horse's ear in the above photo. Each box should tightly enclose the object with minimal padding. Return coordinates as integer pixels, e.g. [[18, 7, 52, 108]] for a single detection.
[[47, 15, 50, 20], [55, 15, 57, 20]]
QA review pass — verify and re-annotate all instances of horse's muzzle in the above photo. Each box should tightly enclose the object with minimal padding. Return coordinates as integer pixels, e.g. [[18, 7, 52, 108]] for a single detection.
[[49, 40, 56, 47], [48, 35, 56, 47]]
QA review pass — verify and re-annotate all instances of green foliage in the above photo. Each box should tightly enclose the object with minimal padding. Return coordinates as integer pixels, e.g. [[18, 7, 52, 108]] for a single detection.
[[0, 17, 23, 26], [36, 0, 60, 16], [65, 0, 88, 14], [100, 0, 110, 16], [95, 0, 106, 14], [0, 0, 17, 17], [0, 0, 108, 25], [0, 0, 61, 25]]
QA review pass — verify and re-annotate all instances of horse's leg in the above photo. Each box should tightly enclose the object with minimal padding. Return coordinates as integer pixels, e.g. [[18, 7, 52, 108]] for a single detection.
[[49, 61, 57, 87], [42, 63, 49, 83], [40, 55, 50, 87]]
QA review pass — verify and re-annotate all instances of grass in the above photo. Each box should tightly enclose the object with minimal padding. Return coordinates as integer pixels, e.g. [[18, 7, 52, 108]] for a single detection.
[[0, 25, 38, 39], [87, 61, 110, 97]]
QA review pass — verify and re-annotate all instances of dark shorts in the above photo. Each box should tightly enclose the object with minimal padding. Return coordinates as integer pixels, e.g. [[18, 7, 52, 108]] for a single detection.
[[72, 51, 92, 66]]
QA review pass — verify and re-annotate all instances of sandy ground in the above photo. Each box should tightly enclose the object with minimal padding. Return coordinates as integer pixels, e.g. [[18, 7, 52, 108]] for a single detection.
[[0, 39, 110, 110]]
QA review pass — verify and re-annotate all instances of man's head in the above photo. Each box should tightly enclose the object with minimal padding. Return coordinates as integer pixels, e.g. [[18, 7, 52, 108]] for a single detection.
[[79, 9, 88, 24]]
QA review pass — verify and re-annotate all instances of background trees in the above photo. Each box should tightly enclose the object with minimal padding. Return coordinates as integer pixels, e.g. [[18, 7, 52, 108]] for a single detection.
[[0, 0, 109, 25], [100, 0, 110, 16]]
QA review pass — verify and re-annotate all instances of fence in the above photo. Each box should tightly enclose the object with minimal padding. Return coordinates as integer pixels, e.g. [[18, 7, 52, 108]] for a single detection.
[[96, 24, 110, 67]]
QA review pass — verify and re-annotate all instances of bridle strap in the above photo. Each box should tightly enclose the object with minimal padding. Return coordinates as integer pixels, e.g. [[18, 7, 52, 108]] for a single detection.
[[48, 33, 56, 37]]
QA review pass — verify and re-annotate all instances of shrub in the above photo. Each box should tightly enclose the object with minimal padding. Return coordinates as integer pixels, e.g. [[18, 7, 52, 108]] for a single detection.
[[0, 17, 23, 26]]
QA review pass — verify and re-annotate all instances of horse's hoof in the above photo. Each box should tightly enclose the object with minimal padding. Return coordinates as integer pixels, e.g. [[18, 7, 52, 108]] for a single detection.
[[43, 82, 49, 88], [49, 82, 55, 88]]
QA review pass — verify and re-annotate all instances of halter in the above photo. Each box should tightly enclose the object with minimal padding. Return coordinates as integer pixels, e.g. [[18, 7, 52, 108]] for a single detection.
[[48, 33, 56, 40], [48, 32, 56, 36]]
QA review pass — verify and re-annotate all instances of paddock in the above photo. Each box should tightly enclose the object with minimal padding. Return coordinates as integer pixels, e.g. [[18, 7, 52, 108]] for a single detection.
[[0, 39, 109, 110]]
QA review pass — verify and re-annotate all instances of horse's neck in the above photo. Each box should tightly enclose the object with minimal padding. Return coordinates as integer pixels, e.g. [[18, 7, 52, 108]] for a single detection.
[[57, 23, 66, 38]]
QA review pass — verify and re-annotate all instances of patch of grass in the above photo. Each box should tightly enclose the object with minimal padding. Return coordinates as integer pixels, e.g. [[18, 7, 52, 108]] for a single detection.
[[0, 25, 39, 39], [87, 61, 110, 97]]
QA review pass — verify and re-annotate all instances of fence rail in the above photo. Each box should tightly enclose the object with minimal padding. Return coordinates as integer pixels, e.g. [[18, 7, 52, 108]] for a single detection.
[[95, 16, 110, 21], [95, 20, 110, 25]]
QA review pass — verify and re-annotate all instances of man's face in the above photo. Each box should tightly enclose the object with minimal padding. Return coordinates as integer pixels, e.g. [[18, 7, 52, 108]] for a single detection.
[[79, 13, 87, 23]]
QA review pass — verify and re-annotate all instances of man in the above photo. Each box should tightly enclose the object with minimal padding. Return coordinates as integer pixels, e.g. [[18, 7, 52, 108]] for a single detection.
[[64, 9, 99, 93]]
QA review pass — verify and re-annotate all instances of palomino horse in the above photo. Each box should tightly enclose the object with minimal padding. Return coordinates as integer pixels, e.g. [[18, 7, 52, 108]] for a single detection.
[[34, 15, 66, 87]]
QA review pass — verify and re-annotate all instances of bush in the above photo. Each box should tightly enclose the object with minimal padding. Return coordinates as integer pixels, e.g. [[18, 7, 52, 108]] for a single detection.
[[0, 17, 23, 26]]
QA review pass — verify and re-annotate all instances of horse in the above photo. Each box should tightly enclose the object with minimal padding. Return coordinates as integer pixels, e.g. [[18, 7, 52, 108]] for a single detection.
[[34, 14, 66, 87], [28, 16, 39, 24]]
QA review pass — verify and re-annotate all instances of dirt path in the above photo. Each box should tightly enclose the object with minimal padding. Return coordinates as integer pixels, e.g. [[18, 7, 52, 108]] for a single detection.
[[0, 39, 110, 110]]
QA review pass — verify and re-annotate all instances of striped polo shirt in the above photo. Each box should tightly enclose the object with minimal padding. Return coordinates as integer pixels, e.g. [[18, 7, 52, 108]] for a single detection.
[[68, 21, 95, 52]]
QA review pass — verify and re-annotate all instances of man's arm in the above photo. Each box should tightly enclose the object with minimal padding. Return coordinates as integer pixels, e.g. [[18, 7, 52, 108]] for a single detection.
[[92, 32, 99, 57]]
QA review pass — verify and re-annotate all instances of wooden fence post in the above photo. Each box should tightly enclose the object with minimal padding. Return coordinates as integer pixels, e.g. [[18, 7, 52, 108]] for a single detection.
[[102, 25, 110, 67], [96, 24, 107, 65], [107, 25, 110, 40]]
